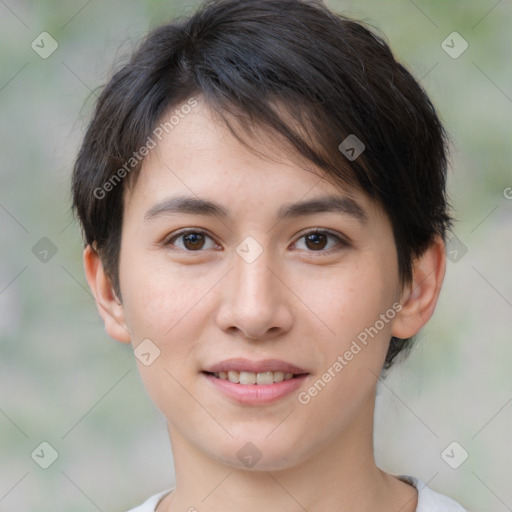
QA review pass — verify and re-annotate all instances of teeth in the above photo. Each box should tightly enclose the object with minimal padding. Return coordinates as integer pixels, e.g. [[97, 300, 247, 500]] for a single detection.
[[227, 371, 240, 383], [273, 371, 285, 382], [239, 371, 257, 385], [213, 370, 297, 385], [256, 371, 273, 385]]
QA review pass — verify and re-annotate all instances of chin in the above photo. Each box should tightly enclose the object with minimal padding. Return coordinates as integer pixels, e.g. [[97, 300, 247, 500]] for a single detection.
[[209, 435, 308, 472]]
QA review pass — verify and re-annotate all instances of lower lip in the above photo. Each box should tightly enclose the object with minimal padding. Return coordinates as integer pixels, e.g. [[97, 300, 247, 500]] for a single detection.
[[203, 373, 308, 404]]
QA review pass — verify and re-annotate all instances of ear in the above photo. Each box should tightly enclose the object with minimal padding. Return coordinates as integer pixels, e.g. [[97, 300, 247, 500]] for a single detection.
[[83, 244, 131, 344], [391, 236, 446, 339]]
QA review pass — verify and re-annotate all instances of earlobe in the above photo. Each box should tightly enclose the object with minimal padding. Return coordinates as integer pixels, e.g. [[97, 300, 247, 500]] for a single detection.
[[83, 245, 131, 344], [391, 236, 446, 340]]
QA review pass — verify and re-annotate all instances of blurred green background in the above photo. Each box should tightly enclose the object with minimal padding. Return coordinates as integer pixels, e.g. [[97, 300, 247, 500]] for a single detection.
[[0, 0, 511, 510]]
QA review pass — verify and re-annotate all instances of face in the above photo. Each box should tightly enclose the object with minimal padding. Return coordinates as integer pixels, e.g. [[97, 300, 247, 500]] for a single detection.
[[117, 98, 404, 470]]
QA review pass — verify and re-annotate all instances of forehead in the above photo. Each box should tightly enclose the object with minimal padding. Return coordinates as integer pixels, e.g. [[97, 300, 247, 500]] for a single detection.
[[123, 97, 379, 220]]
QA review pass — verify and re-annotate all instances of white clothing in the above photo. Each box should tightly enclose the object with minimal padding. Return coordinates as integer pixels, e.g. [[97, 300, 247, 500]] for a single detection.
[[126, 474, 467, 511]]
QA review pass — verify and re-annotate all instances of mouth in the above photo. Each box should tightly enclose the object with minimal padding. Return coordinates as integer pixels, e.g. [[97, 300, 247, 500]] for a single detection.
[[204, 370, 302, 385], [202, 358, 309, 404]]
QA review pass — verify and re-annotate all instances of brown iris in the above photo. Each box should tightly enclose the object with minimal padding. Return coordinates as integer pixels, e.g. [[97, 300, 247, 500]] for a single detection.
[[183, 232, 206, 250], [304, 232, 328, 250]]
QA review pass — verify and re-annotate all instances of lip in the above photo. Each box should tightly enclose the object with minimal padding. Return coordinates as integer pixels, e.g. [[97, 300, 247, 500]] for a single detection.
[[204, 358, 308, 374], [202, 358, 309, 405], [203, 373, 308, 404]]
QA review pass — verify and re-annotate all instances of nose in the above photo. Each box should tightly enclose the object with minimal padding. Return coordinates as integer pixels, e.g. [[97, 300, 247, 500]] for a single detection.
[[214, 244, 294, 340]]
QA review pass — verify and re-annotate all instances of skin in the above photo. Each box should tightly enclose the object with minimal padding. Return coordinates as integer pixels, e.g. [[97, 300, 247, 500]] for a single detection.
[[84, 97, 446, 512]]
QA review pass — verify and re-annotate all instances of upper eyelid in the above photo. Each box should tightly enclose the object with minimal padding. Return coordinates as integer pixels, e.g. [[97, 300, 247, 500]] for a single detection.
[[293, 228, 349, 246], [165, 228, 219, 246], [294, 227, 344, 239]]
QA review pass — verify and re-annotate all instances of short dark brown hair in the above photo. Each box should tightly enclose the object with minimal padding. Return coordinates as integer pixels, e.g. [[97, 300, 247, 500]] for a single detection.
[[72, 0, 452, 370]]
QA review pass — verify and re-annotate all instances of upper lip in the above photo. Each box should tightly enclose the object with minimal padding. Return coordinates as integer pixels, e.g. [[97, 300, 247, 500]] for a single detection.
[[204, 358, 308, 374]]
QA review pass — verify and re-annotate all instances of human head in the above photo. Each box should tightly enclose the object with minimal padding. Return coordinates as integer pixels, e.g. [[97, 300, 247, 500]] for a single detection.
[[72, 0, 452, 369]]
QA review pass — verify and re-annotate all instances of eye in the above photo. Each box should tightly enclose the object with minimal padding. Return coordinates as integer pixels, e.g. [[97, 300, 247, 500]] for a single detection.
[[292, 229, 346, 253], [164, 230, 219, 251]]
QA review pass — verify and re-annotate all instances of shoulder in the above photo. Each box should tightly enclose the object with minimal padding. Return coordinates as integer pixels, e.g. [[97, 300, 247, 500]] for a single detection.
[[398, 475, 467, 512], [125, 489, 173, 512]]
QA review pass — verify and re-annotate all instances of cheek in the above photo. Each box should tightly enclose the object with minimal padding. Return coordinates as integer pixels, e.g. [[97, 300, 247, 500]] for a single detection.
[[119, 255, 187, 341], [119, 215, 183, 327], [298, 260, 395, 336], [122, 272, 170, 337], [299, 263, 399, 386], [119, 255, 220, 366], [119, 262, 207, 411]]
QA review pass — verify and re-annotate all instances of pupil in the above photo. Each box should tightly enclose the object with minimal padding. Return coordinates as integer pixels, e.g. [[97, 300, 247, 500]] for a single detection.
[[306, 233, 327, 250], [184, 233, 204, 250]]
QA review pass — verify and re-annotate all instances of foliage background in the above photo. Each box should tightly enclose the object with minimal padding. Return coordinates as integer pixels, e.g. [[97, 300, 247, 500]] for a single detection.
[[0, 0, 511, 510]]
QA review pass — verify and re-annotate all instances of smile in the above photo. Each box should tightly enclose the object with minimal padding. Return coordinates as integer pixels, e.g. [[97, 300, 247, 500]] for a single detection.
[[208, 370, 297, 385], [202, 359, 309, 404]]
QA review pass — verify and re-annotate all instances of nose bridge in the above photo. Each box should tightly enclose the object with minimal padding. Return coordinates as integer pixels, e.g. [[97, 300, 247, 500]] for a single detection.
[[232, 238, 277, 308], [215, 236, 292, 338]]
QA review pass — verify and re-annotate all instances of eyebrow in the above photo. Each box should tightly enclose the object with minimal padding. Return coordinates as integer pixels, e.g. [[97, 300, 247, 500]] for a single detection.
[[144, 194, 367, 224], [278, 195, 367, 223]]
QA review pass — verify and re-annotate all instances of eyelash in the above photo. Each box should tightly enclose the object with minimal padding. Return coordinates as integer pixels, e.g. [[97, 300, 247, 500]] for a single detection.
[[163, 228, 348, 255]]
